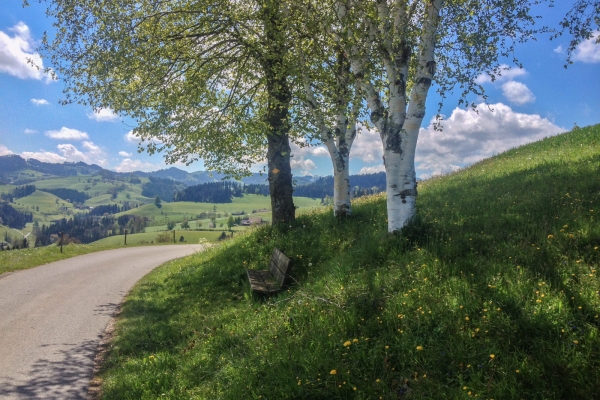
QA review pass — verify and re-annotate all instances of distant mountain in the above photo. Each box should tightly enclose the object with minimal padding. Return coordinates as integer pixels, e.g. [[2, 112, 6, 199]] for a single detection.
[[0, 155, 334, 188], [0, 154, 104, 181]]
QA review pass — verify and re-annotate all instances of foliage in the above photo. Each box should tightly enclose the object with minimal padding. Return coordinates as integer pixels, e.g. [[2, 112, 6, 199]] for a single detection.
[[39, 187, 90, 204], [155, 232, 173, 243], [89, 204, 123, 216], [0, 203, 33, 229], [293, 172, 386, 199], [554, 0, 600, 62], [35, 215, 116, 246], [143, 177, 184, 203], [13, 185, 36, 198], [175, 182, 243, 203], [98, 125, 600, 399]]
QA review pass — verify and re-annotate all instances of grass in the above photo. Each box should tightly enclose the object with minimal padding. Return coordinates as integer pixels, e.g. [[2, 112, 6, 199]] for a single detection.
[[96, 125, 600, 399], [0, 242, 125, 275], [92, 230, 227, 246], [117, 195, 322, 225], [10, 190, 76, 222]]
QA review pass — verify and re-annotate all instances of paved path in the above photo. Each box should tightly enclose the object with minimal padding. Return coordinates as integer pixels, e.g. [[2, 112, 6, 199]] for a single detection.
[[0, 245, 204, 399]]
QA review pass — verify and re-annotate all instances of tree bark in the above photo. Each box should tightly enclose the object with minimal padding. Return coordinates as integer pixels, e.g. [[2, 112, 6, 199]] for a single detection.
[[262, 1, 295, 224]]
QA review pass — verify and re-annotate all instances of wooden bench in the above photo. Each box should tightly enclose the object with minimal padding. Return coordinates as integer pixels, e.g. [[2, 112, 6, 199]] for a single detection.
[[246, 248, 293, 294]]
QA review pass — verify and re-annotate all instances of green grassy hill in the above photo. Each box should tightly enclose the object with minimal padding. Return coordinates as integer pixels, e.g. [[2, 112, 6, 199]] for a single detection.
[[96, 125, 600, 399]]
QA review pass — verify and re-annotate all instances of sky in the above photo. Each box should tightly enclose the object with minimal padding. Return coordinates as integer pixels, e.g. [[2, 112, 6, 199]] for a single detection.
[[0, 1, 598, 179]]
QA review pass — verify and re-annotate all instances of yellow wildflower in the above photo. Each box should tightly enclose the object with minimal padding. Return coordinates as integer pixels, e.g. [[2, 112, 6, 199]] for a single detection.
[[330, 370, 337, 375]]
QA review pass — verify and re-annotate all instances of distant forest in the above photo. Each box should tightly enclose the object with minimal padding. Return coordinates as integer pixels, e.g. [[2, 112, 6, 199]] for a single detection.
[[293, 172, 386, 198], [175, 182, 244, 203], [142, 176, 185, 202], [40, 188, 90, 204], [0, 203, 33, 229]]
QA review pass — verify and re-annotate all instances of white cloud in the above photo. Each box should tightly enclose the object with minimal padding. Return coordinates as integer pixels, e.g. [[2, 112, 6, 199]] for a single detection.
[[45, 127, 89, 141], [358, 165, 385, 175], [21, 151, 66, 163], [0, 22, 51, 82], [124, 130, 138, 143], [501, 81, 536, 104], [24, 129, 37, 134], [475, 64, 527, 85], [0, 145, 14, 156], [290, 157, 317, 176], [119, 151, 132, 157], [20, 141, 107, 166], [351, 124, 382, 163], [87, 108, 119, 122], [573, 32, 600, 63], [415, 103, 565, 177], [30, 98, 49, 106], [114, 158, 161, 173], [290, 140, 329, 158], [553, 45, 564, 54]]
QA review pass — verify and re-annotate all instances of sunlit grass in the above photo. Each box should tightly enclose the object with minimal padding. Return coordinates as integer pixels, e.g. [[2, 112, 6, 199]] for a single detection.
[[94, 124, 600, 399]]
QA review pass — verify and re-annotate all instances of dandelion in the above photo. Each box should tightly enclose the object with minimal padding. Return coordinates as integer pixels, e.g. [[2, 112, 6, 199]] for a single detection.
[[330, 370, 337, 375], [416, 345, 424, 351], [385, 346, 389, 349], [547, 234, 554, 239], [573, 340, 579, 344], [490, 354, 495, 359], [353, 338, 358, 343], [465, 316, 470, 321], [376, 379, 380, 383], [516, 370, 520, 373], [343, 341, 351, 347]]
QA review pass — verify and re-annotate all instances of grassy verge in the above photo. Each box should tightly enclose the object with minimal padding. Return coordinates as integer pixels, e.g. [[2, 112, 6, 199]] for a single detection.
[[0, 242, 123, 275], [98, 125, 600, 399], [0, 239, 212, 276]]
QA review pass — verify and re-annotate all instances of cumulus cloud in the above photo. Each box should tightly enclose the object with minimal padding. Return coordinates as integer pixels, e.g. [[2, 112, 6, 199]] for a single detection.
[[124, 130, 138, 143], [501, 81, 536, 104], [24, 128, 37, 134], [573, 32, 600, 63], [45, 127, 89, 140], [351, 124, 382, 163], [415, 103, 565, 177], [114, 158, 161, 173], [358, 165, 385, 175], [119, 151, 132, 157], [474, 64, 527, 85], [553, 45, 564, 54], [0, 145, 14, 156], [21, 150, 66, 163], [0, 22, 51, 82], [20, 141, 107, 166], [30, 98, 49, 106], [290, 157, 317, 176], [290, 140, 329, 158], [87, 108, 119, 122]]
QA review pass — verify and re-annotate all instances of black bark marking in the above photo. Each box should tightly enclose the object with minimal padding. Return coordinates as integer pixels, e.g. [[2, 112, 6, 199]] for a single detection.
[[417, 77, 432, 87], [426, 61, 436, 76]]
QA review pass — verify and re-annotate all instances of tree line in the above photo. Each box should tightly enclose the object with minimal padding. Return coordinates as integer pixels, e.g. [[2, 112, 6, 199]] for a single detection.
[[40, 188, 90, 204], [142, 176, 185, 202], [0, 203, 33, 229], [174, 182, 244, 203]]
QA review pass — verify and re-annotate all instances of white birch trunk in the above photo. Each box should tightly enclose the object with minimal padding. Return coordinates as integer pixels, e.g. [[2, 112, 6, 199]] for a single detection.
[[324, 137, 352, 216], [383, 126, 419, 232]]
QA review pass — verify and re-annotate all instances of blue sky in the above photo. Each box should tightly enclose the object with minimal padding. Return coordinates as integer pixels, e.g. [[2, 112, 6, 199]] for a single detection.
[[1, 1, 598, 178]]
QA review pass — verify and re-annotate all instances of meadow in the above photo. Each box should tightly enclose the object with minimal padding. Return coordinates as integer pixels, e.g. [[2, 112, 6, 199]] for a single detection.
[[95, 125, 600, 399]]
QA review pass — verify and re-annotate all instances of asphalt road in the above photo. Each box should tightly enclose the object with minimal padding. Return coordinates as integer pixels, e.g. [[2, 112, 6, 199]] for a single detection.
[[0, 245, 204, 399]]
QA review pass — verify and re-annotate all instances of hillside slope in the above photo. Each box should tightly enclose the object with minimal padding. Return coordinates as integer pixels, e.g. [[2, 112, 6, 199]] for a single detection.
[[98, 125, 600, 399]]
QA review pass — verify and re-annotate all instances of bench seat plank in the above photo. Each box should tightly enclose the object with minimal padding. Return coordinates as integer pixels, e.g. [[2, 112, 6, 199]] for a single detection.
[[247, 248, 292, 294]]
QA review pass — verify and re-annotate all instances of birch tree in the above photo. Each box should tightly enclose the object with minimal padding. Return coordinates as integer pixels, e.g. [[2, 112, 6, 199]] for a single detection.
[[296, 40, 362, 216], [325, 0, 542, 232], [39, 0, 297, 223]]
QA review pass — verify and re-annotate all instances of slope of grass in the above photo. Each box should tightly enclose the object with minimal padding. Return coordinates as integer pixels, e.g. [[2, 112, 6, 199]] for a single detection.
[[11, 190, 76, 222], [97, 125, 600, 398]]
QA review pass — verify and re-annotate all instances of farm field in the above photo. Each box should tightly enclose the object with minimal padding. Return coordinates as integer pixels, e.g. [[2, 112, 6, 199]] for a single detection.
[[92, 230, 227, 246], [116, 195, 322, 225]]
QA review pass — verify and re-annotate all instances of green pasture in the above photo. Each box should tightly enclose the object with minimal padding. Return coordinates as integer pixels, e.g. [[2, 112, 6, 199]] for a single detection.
[[117, 195, 322, 225], [92, 230, 228, 246], [97, 125, 600, 399]]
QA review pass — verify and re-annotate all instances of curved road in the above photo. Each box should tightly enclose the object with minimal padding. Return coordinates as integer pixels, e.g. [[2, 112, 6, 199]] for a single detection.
[[0, 244, 204, 399]]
